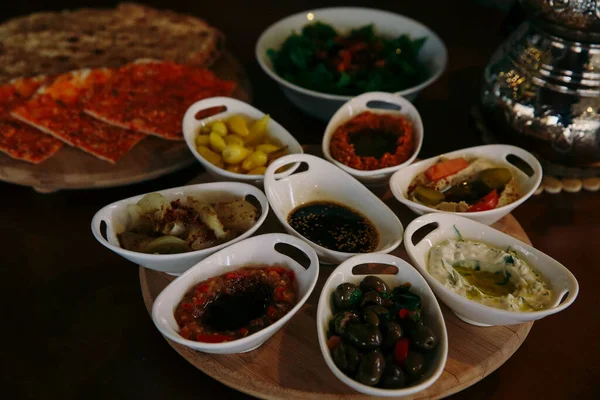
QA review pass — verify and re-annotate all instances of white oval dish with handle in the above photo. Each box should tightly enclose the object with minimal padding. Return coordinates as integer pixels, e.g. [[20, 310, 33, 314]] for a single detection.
[[317, 253, 448, 397], [263, 153, 404, 264], [256, 7, 447, 121], [322, 91, 423, 185], [182, 97, 304, 184], [404, 213, 579, 326], [91, 182, 269, 275], [152, 233, 320, 354], [389, 144, 543, 225]]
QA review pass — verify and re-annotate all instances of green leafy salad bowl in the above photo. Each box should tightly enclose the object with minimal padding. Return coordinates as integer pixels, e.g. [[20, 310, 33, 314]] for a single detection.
[[255, 7, 447, 121]]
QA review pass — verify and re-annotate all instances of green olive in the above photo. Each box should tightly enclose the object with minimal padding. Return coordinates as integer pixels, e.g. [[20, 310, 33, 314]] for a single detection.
[[362, 309, 380, 326], [411, 324, 438, 352], [480, 168, 512, 190], [404, 351, 426, 377], [331, 342, 361, 375], [360, 276, 389, 294], [413, 185, 445, 206], [346, 324, 382, 350], [332, 311, 361, 336], [382, 321, 403, 351], [355, 350, 385, 386], [363, 305, 390, 322], [380, 363, 406, 389], [333, 283, 363, 311], [359, 291, 383, 307]]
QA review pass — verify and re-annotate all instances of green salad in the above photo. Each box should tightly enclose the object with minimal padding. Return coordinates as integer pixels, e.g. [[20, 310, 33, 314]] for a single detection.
[[267, 22, 430, 96]]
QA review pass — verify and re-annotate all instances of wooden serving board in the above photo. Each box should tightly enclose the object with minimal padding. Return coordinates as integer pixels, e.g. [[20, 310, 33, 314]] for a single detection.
[[0, 51, 250, 193], [140, 170, 533, 400]]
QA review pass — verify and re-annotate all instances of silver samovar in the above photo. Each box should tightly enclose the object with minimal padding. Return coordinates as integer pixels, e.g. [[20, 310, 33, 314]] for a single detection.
[[481, 0, 600, 175]]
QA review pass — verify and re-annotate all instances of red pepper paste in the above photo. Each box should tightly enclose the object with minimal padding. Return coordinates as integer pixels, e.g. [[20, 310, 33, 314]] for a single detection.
[[329, 111, 414, 171], [175, 265, 297, 343]]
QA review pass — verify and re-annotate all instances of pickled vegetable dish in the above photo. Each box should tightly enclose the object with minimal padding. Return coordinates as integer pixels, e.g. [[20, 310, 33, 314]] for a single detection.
[[175, 265, 297, 343], [330, 111, 414, 170], [268, 22, 430, 96], [326, 276, 438, 389], [407, 157, 520, 212], [288, 201, 378, 253], [195, 113, 288, 175], [117, 192, 259, 254]]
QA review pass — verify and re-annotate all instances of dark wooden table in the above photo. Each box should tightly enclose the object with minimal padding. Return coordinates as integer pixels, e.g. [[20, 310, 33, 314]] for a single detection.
[[2, 1, 598, 399]]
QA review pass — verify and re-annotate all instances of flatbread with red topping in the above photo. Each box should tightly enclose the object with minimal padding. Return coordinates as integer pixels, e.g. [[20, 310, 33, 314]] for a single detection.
[[0, 76, 64, 164], [84, 61, 236, 140], [11, 69, 146, 163]]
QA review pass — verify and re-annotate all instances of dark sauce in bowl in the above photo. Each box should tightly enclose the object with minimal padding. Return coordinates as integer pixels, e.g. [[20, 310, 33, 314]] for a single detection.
[[287, 201, 379, 253]]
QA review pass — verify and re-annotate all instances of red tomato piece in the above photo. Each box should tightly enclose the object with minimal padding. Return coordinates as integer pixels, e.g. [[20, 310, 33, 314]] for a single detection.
[[195, 334, 233, 343], [398, 309, 410, 319], [394, 337, 410, 365], [327, 335, 342, 350], [467, 190, 499, 212]]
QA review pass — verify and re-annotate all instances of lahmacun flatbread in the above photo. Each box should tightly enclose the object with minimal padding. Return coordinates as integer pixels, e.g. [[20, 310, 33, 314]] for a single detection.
[[0, 76, 63, 164], [11, 69, 146, 164], [84, 60, 236, 140]]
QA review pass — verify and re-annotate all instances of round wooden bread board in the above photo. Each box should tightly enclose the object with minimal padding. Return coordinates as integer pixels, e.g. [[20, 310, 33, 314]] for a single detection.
[[140, 171, 533, 400], [0, 51, 250, 193]]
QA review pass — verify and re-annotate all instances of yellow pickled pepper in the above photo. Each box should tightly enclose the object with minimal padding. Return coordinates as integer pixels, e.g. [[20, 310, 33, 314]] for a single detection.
[[227, 115, 250, 136]]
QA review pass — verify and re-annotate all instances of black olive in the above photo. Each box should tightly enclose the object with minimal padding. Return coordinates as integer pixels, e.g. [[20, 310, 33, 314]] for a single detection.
[[411, 324, 438, 352], [362, 309, 379, 326], [360, 276, 389, 294], [355, 350, 385, 386], [359, 291, 383, 307], [380, 364, 406, 389], [333, 283, 363, 310], [382, 321, 403, 351], [332, 311, 360, 336], [404, 351, 426, 377], [331, 342, 348, 372], [346, 324, 382, 350], [399, 315, 422, 336], [363, 305, 390, 322], [345, 344, 361, 374], [331, 342, 361, 375]]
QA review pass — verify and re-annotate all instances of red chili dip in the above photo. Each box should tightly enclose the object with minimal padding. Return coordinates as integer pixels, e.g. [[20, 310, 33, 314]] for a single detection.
[[175, 265, 297, 343], [329, 111, 414, 171]]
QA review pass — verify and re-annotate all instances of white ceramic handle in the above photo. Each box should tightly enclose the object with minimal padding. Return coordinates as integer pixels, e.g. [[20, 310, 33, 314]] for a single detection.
[[183, 97, 256, 126], [403, 215, 442, 254], [551, 267, 579, 311], [500, 145, 543, 184], [335, 253, 406, 276], [264, 153, 322, 188], [273, 234, 320, 273], [350, 91, 416, 113], [90, 206, 115, 247]]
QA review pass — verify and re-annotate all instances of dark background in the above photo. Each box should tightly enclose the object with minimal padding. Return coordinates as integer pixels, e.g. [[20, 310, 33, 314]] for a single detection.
[[2, 1, 598, 399]]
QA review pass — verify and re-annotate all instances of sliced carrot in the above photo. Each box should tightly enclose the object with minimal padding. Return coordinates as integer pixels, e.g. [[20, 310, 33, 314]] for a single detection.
[[425, 158, 470, 181]]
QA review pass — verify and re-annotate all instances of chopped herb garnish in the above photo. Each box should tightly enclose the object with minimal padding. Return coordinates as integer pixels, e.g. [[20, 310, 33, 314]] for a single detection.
[[453, 225, 464, 241], [503, 255, 515, 265]]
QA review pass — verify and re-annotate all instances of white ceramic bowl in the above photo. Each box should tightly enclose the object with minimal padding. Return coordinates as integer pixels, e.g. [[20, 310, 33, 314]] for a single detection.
[[404, 213, 579, 326], [322, 92, 423, 185], [91, 182, 269, 275], [256, 7, 447, 121], [317, 253, 448, 397], [264, 153, 404, 264], [389, 144, 543, 225], [152, 233, 320, 354], [182, 97, 304, 184]]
